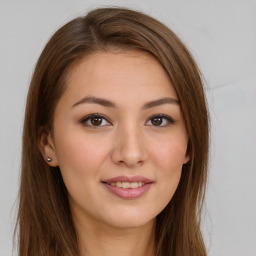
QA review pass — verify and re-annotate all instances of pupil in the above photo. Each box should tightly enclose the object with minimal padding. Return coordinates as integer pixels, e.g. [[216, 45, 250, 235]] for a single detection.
[[152, 117, 162, 126], [91, 117, 102, 126]]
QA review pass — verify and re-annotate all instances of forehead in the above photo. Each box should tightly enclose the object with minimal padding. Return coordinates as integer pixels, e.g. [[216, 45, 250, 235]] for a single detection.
[[60, 50, 178, 106]]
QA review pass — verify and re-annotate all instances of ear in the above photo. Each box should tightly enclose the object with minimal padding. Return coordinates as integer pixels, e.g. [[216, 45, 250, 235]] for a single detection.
[[183, 140, 190, 164], [38, 127, 58, 167], [183, 152, 190, 164]]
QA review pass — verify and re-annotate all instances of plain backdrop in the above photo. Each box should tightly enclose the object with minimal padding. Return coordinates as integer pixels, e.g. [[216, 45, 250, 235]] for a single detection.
[[0, 0, 256, 255]]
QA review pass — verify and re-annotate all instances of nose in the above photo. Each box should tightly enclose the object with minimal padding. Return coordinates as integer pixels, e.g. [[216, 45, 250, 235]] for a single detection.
[[111, 124, 148, 168]]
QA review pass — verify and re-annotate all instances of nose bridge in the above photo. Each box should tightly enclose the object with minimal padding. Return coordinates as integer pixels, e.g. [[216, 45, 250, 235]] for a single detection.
[[112, 121, 147, 167]]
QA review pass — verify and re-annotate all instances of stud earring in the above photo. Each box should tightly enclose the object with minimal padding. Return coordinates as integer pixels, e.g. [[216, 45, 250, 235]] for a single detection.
[[46, 157, 52, 162]]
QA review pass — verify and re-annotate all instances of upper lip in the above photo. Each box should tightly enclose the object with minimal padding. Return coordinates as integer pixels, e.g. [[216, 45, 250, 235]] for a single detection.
[[102, 175, 153, 184]]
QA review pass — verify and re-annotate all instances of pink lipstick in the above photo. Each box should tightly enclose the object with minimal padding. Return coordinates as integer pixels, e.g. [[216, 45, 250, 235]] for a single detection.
[[101, 175, 153, 199]]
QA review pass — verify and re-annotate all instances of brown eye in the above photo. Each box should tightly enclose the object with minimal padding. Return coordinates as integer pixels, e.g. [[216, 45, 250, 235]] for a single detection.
[[91, 116, 103, 126], [80, 114, 111, 127], [146, 114, 175, 127], [151, 117, 163, 126]]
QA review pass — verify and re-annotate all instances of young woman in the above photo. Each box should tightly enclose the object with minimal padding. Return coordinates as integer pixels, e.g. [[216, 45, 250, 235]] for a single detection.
[[16, 7, 209, 256]]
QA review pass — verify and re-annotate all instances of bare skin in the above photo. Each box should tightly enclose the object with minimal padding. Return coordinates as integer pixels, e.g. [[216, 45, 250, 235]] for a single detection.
[[40, 51, 189, 256], [75, 213, 156, 256]]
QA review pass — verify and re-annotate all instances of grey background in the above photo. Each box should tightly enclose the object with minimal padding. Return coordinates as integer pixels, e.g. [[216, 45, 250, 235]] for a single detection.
[[0, 0, 256, 255]]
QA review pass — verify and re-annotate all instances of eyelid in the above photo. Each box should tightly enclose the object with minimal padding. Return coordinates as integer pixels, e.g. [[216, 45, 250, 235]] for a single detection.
[[79, 113, 175, 127], [80, 113, 112, 126], [145, 114, 175, 126]]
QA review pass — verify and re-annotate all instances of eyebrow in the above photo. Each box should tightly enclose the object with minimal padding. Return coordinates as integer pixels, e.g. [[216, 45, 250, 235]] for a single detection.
[[72, 96, 116, 108], [72, 96, 180, 109], [142, 97, 180, 109]]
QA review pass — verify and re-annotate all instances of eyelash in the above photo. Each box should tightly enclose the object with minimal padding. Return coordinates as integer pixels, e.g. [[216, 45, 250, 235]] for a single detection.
[[80, 113, 175, 127], [146, 114, 175, 127], [80, 113, 112, 127]]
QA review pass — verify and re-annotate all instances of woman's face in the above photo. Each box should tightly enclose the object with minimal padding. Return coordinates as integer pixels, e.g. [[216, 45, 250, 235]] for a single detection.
[[44, 51, 189, 229]]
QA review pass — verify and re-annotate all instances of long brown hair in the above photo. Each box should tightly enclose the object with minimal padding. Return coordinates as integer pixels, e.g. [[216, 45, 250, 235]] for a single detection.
[[16, 7, 209, 256]]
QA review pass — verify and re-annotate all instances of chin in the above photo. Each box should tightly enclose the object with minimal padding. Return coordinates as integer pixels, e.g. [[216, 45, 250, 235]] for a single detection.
[[100, 207, 157, 229]]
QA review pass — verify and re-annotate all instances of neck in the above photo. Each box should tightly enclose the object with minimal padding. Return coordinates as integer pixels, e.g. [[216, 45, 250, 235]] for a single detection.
[[75, 217, 156, 256]]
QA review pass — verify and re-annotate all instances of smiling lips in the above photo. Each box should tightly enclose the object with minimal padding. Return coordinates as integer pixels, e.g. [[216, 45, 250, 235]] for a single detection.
[[109, 181, 144, 189], [101, 175, 153, 199]]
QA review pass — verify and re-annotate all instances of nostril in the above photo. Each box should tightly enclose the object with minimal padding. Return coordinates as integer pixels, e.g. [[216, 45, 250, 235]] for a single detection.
[[111, 138, 148, 166]]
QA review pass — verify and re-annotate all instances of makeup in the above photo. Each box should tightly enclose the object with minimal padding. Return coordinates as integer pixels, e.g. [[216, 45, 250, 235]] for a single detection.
[[101, 175, 153, 199]]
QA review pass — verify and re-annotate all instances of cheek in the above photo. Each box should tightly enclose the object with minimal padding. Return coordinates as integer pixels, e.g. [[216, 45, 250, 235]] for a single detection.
[[151, 133, 188, 171], [53, 129, 112, 191], [53, 130, 110, 204], [55, 129, 106, 168], [149, 135, 187, 205], [155, 140, 185, 185]]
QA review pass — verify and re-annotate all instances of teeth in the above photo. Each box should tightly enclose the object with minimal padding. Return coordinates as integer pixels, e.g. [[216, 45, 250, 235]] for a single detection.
[[122, 182, 130, 188], [109, 181, 144, 188], [116, 182, 122, 188], [130, 182, 138, 188]]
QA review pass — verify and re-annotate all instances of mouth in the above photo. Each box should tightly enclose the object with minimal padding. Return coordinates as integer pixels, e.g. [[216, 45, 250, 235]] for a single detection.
[[101, 176, 153, 199], [103, 181, 145, 189]]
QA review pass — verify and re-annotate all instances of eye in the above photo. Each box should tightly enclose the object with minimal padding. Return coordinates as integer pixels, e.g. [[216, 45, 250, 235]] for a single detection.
[[145, 114, 175, 127], [80, 114, 111, 127]]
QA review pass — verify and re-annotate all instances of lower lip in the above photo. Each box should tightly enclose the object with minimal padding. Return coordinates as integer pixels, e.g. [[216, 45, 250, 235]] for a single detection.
[[102, 183, 152, 199]]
